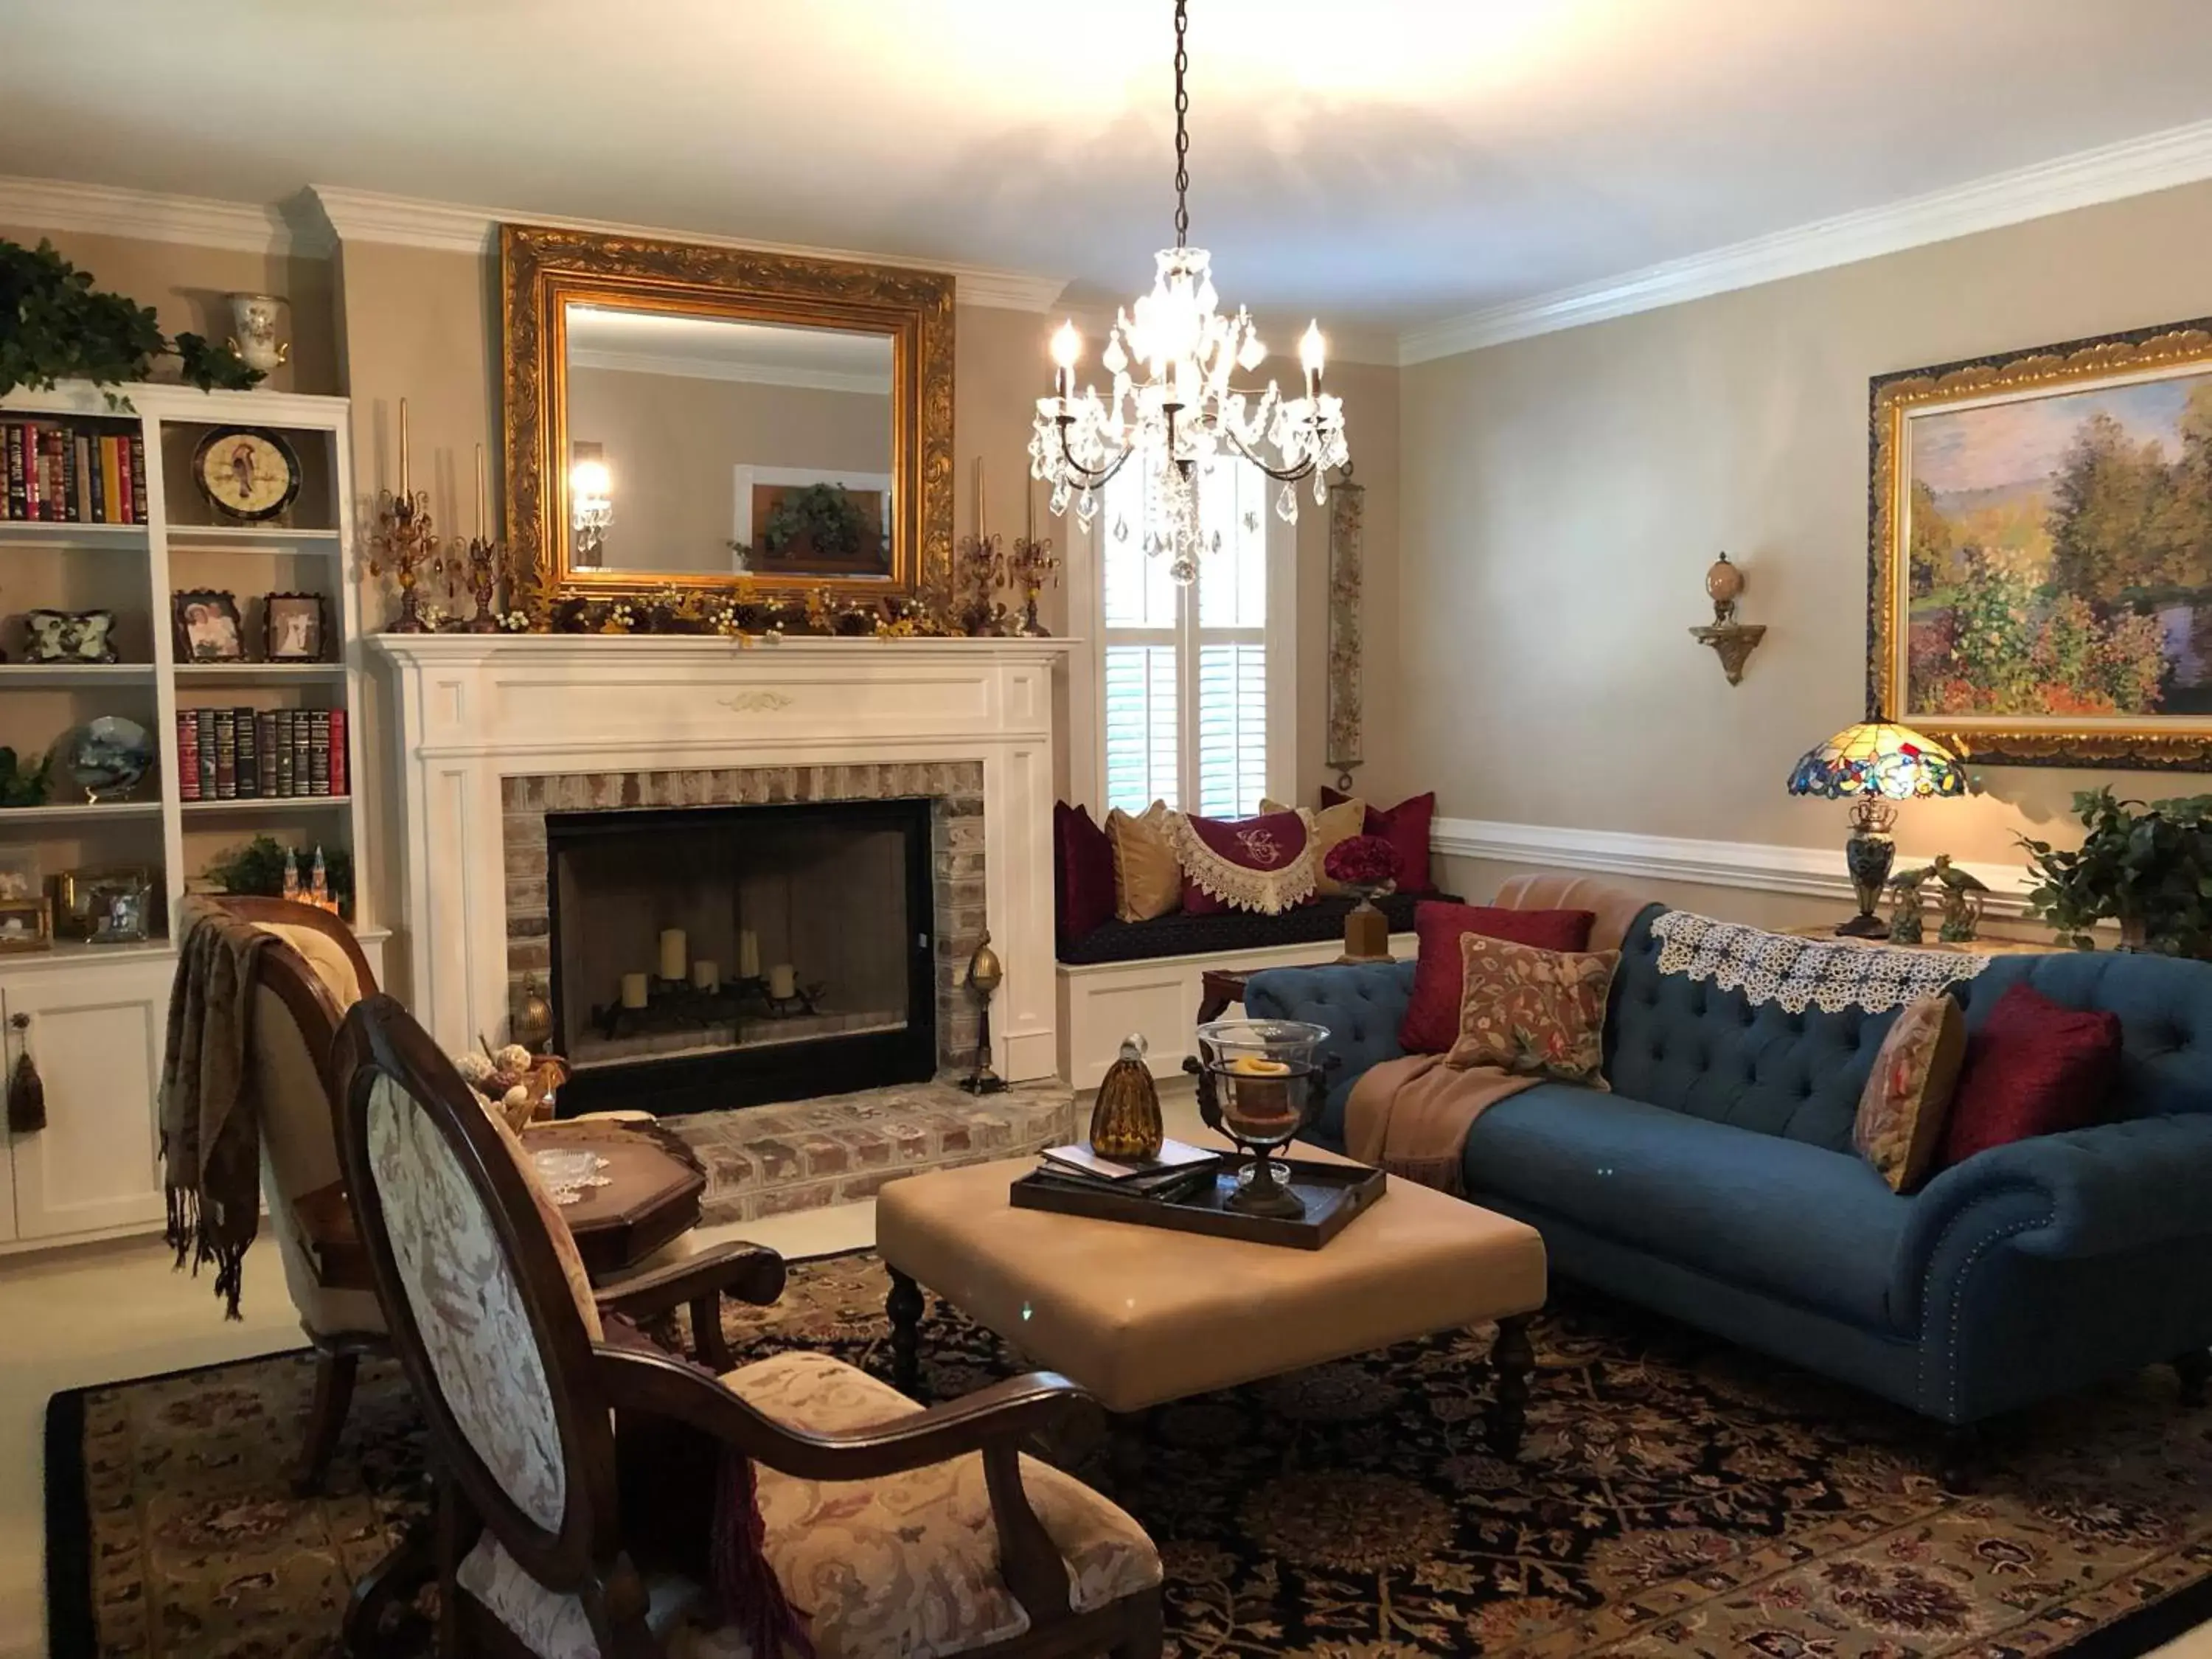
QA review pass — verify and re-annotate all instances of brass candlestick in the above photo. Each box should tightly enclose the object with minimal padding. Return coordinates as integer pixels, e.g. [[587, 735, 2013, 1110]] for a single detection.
[[369, 488, 445, 633], [459, 535, 503, 633]]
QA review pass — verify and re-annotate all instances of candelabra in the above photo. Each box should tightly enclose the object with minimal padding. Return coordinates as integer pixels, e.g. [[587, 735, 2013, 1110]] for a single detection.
[[369, 487, 445, 633], [1005, 533, 1060, 637]]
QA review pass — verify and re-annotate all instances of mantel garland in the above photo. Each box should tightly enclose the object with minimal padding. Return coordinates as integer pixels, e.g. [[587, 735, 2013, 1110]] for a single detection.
[[1325, 470, 1366, 790]]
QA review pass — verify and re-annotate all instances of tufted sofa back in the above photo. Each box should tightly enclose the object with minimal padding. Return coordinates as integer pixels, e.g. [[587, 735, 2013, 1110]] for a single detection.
[[1604, 909, 1891, 1153], [1244, 960, 1416, 1143], [1960, 951, 2212, 1116]]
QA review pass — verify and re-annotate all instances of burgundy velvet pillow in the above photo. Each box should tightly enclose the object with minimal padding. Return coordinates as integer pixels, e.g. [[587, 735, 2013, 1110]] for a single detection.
[[1053, 801, 1116, 942], [1941, 981, 2122, 1167], [1324, 787, 1437, 896], [1172, 808, 1318, 916], [1400, 900, 1596, 1054]]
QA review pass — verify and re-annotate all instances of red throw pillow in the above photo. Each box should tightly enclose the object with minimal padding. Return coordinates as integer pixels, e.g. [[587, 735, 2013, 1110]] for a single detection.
[[1324, 787, 1437, 896], [1400, 900, 1596, 1054], [1941, 981, 2121, 1167], [1053, 801, 1116, 942], [1172, 808, 1318, 916]]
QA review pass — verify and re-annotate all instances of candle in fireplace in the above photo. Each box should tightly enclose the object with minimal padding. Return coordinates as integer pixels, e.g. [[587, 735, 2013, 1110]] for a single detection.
[[619, 972, 649, 1010], [691, 959, 718, 992], [768, 962, 797, 1000], [658, 928, 686, 981], [739, 929, 761, 980]]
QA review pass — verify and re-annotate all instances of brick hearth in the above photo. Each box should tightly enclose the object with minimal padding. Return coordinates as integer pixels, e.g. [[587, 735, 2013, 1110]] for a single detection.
[[667, 1079, 1075, 1224]]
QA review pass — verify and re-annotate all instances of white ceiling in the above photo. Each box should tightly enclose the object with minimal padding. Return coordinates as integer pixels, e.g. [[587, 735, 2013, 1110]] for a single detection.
[[5, 0, 2212, 333]]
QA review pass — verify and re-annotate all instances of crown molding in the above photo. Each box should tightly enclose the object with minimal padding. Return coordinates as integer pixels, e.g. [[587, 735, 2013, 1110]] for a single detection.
[[1430, 815, 2034, 918], [0, 175, 324, 257], [1398, 116, 2212, 365], [305, 184, 1067, 311], [567, 346, 890, 396]]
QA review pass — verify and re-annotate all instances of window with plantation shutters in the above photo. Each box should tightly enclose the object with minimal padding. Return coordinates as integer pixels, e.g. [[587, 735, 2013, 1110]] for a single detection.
[[1097, 459, 1286, 818]]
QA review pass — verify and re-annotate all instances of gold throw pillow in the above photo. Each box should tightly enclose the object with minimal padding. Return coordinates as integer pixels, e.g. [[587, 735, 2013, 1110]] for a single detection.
[[1853, 994, 1966, 1194], [1105, 800, 1183, 922], [1263, 795, 1366, 894], [1447, 933, 1620, 1086]]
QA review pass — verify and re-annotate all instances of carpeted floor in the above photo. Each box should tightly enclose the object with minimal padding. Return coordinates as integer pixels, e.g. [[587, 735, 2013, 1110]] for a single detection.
[[47, 1251, 2212, 1658]]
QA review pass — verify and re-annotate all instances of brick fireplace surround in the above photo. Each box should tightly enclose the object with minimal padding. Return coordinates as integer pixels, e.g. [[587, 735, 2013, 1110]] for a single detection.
[[370, 634, 1073, 1089], [500, 759, 987, 1075]]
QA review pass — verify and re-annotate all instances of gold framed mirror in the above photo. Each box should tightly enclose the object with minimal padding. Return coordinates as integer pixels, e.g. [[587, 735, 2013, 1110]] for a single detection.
[[501, 223, 953, 608]]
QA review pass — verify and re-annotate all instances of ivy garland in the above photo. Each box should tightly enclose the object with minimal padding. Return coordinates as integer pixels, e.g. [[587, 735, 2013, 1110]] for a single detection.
[[0, 238, 262, 404]]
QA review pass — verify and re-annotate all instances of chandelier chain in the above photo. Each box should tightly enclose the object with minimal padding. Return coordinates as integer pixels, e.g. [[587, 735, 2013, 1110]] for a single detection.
[[1172, 0, 1190, 248]]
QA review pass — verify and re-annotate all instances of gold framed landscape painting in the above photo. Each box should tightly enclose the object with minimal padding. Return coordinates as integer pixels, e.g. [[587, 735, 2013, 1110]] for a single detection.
[[1868, 316, 2212, 768]]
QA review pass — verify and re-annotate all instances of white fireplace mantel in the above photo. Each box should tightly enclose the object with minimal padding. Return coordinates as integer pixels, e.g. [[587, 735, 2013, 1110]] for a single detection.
[[370, 633, 1074, 1083]]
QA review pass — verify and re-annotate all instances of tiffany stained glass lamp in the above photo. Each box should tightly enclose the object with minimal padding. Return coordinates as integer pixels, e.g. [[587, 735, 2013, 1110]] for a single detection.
[[1787, 720, 1968, 937]]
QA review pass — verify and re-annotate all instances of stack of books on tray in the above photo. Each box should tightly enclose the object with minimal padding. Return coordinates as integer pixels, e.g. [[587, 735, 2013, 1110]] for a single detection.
[[1032, 1138, 1221, 1205]]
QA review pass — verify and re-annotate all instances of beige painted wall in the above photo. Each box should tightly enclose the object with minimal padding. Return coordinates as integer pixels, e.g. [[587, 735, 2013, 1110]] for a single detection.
[[568, 367, 891, 574], [0, 221, 337, 396], [1394, 177, 2212, 917]]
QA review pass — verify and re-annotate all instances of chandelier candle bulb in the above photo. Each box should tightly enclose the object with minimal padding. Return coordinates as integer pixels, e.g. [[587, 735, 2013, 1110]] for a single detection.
[[657, 928, 686, 982]]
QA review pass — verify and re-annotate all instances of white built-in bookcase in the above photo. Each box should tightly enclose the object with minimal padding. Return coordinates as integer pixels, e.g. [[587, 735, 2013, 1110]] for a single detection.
[[0, 379, 370, 1248]]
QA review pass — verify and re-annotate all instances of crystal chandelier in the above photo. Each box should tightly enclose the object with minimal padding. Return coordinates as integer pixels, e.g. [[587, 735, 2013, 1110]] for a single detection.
[[1028, 0, 1349, 585]]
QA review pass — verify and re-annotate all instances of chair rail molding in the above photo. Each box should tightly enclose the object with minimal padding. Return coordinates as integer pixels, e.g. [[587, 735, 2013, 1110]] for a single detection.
[[1430, 815, 2035, 919]]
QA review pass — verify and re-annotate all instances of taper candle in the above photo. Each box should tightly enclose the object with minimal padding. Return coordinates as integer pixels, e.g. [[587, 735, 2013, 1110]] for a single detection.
[[973, 455, 984, 540], [619, 972, 649, 1010], [475, 442, 487, 540], [657, 928, 687, 981], [398, 397, 410, 499]]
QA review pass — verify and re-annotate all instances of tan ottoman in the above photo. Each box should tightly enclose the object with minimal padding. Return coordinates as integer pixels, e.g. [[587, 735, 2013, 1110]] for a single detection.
[[875, 1147, 1547, 1453]]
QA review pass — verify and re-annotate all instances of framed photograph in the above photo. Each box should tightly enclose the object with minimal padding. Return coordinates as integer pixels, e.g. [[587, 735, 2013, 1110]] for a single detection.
[[1869, 315, 2212, 768], [0, 897, 52, 954], [262, 592, 328, 661], [51, 866, 157, 942], [22, 609, 119, 665], [172, 590, 246, 663]]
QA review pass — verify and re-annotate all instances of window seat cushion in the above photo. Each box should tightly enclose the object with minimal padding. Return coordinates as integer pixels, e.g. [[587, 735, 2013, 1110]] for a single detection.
[[1057, 890, 1440, 967]]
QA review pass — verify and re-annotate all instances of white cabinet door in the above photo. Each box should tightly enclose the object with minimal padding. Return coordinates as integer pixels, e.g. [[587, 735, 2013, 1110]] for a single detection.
[[5, 958, 173, 1240]]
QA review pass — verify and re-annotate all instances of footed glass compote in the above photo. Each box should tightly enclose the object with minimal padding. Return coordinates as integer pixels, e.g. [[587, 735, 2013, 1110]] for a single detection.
[[1193, 1018, 1331, 1217]]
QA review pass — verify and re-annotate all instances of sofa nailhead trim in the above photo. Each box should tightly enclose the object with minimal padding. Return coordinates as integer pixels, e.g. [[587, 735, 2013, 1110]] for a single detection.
[[1923, 1210, 2051, 1419]]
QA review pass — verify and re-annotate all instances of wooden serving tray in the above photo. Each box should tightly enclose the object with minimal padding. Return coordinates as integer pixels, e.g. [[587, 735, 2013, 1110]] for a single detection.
[[1009, 1155, 1387, 1250]]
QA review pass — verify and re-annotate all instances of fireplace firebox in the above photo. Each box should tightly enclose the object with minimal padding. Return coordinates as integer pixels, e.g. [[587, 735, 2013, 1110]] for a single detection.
[[546, 798, 938, 1115]]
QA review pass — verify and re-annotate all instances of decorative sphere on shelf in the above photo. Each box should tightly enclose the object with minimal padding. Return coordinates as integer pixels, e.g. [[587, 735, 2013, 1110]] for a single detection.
[[1705, 552, 1745, 622]]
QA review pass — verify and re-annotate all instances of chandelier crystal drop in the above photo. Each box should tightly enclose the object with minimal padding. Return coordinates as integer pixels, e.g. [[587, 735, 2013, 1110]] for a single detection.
[[1028, 0, 1349, 586]]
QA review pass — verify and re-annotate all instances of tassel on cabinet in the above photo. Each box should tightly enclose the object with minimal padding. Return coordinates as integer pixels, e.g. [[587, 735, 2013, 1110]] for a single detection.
[[7, 1013, 44, 1134]]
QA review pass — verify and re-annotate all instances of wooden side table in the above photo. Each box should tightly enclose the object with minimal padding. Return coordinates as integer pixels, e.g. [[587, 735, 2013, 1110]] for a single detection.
[[1782, 925, 2071, 957]]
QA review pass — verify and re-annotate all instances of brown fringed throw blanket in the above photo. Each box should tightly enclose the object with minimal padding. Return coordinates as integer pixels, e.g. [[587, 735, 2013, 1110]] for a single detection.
[[1344, 874, 1659, 1193], [159, 909, 276, 1318]]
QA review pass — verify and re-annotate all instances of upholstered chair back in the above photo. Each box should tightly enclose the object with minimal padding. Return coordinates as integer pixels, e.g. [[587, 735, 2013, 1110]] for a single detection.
[[336, 995, 620, 1596], [187, 897, 381, 1336]]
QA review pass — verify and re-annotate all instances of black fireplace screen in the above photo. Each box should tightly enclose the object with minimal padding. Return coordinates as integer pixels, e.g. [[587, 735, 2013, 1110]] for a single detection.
[[546, 797, 937, 1115]]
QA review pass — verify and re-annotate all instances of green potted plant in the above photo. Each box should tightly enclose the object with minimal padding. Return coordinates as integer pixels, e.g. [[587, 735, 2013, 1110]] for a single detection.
[[761, 483, 874, 563], [2018, 787, 2212, 957], [1, 238, 262, 403]]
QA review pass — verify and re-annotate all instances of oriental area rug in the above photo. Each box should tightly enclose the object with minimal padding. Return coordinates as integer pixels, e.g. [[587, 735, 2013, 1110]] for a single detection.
[[47, 1253, 2212, 1659]]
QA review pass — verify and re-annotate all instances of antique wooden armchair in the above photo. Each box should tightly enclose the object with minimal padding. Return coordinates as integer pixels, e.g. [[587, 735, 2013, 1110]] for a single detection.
[[197, 897, 757, 1495], [334, 992, 1166, 1659]]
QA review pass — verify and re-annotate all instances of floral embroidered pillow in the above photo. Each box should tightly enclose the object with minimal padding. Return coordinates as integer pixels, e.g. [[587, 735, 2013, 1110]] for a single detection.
[[1854, 993, 1966, 1193], [1446, 933, 1620, 1086]]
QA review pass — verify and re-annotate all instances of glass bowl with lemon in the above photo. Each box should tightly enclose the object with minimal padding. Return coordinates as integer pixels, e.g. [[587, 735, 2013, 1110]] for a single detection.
[[1193, 1018, 1332, 1217]]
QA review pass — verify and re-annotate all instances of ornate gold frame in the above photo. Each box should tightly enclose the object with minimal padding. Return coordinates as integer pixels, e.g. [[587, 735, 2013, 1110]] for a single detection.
[[501, 222, 954, 608], [1868, 316, 2212, 769]]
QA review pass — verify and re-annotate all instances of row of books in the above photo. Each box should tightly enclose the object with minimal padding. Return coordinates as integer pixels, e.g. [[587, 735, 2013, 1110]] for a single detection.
[[175, 707, 349, 801], [2, 421, 149, 524]]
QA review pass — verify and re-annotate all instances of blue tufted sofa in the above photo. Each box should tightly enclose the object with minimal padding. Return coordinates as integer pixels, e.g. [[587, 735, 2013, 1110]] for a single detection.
[[1245, 904, 2212, 1430]]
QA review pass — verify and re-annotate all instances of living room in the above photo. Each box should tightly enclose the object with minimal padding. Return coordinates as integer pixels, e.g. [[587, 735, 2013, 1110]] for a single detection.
[[5, 3, 2212, 1656]]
